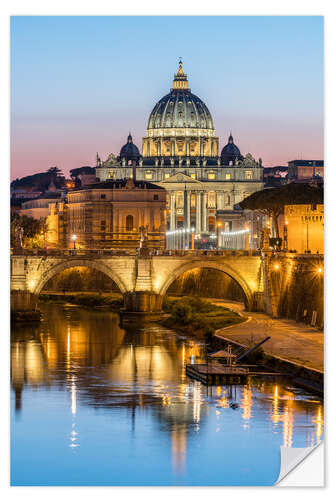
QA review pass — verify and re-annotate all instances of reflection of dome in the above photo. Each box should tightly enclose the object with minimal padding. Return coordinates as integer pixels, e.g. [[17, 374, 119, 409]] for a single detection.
[[147, 60, 214, 131], [221, 134, 243, 165], [119, 134, 141, 162]]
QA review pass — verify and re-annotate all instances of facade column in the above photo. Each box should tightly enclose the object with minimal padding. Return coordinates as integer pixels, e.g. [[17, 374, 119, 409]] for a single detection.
[[217, 191, 223, 210], [195, 191, 201, 234], [170, 191, 176, 231], [201, 192, 208, 232]]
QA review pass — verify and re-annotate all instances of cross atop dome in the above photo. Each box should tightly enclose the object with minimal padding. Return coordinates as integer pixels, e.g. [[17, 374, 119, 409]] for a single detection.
[[173, 58, 189, 90]]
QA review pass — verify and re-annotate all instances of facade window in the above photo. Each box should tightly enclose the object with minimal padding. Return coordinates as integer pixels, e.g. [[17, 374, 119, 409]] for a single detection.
[[245, 170, 253, 180], [208, 216, 216, 232], [145, 171, 153, 180], [126, 214, 134, 231], [225, 173, 231, 180], [100, 220, 106, 231], [153, 194, 158, 200], [208, 172, 216, 180], [101, 194, 106, 199], [226, 195, 231, 206], [190, 173, 196, 179], [164, 173, 170, 179]]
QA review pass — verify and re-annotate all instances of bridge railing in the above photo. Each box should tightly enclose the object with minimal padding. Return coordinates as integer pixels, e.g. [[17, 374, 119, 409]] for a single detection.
[[11, 247, 262, 258], [10, 248, 323, 259]]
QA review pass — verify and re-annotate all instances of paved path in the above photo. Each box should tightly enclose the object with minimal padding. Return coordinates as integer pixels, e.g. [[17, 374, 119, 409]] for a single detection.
[[209, 299, 324, 372]]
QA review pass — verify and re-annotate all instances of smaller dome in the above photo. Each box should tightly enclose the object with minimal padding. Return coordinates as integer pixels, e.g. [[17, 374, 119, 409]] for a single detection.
[[221, 134, 243, 165], [119, 134, 141, 162]]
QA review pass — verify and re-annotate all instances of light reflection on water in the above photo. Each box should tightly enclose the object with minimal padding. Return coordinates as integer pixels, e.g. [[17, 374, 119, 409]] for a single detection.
[[11, 304, 323, 486]]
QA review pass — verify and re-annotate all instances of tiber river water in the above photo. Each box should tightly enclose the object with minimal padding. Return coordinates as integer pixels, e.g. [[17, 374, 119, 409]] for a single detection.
[[11, 303, 323, 486]]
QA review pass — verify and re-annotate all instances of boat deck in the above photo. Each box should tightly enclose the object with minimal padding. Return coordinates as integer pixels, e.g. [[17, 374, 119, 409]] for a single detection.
[[186, 363, 249, 385]]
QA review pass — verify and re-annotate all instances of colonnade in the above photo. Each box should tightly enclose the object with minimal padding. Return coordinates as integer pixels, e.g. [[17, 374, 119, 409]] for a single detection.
[[168, 189, 231, 234]]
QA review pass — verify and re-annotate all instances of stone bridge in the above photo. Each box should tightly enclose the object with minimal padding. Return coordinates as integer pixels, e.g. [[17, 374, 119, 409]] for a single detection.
[[10, 251, 323, 317]]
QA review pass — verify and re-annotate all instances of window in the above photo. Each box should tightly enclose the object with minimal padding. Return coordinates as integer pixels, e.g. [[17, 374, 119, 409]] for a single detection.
[[100, 220, 106, 231], [164, 173, 170, 179], [190, 173, 196, 179], [145, 171, 153, 180], [226, 195, 231, 206], [245, 170, 253, 180], [153, 194, 158, 200], [126, 214, 134, 231], [208, 172, 216, 180], [225, 173, 231, 180], [208, 216, 216, 232], [101, 194, 106, 199]]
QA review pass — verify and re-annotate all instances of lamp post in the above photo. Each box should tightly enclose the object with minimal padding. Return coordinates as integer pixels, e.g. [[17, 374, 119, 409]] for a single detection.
[[72, 234, 77, 250]]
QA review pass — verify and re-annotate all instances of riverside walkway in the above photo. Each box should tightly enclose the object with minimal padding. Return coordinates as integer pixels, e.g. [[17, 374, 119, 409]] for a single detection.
[[210, 299, 324, 373]]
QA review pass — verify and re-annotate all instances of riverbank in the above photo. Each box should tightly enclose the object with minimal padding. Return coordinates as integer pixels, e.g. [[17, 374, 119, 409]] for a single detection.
[[160, 296, 245, 339], [39, 292, 123, 311], [205, 299, 324, 393]]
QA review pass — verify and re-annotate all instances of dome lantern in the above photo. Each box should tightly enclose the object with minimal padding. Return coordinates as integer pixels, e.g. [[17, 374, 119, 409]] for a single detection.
[[173, 58, 189, 90]]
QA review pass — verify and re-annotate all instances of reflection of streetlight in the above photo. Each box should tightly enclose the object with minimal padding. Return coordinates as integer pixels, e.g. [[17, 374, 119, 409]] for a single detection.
[[71, 234, 77, 250], [274, 264, 280, 270]]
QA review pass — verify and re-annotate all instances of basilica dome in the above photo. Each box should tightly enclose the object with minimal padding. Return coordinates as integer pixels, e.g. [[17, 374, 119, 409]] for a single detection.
[[147, 60, 214, 132], [221, 134, 243, 165], [119, 134, 141, 162], [147, 90, 214, 131]]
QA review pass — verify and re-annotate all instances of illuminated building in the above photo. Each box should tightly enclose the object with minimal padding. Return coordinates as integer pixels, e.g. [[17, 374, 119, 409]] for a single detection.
[[65, 178, 166, 250], [284, 203, 324, 254], [95, 60, 264, 247]]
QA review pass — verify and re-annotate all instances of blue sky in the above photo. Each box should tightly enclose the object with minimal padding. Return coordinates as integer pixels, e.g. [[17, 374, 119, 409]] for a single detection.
[[11, 16, 324, 178]]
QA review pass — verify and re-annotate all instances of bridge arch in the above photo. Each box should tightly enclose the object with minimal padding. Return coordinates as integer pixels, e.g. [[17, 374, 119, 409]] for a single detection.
[[157, 260, 254, 309], [32, 258, 128, 295]]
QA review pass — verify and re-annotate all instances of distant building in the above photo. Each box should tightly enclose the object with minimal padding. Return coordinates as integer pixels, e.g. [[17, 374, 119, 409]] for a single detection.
[[64, 178, 166, 250], [20, 192, 63, 220], [288, 160, 324, 182], [284, 203, 324, 254], [263, 166, 288, 187]]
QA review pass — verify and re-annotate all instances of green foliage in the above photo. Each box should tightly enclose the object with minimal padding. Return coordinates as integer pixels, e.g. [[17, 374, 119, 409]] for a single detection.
[[39, 292, 123, 311], [11, 212, 46, 248], [239, 183, 324, 239], [162, 295, 244, 338], [11, 167, 66, 191]]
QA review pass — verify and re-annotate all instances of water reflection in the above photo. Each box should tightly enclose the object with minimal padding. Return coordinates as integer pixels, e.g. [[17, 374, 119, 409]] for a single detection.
[[11, 304, 323, 486]]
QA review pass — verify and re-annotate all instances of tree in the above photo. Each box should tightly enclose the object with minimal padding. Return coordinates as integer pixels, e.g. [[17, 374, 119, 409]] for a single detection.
[[11, 213, 47, 248], [239, 183, 323, 239], [47, 166, 63, 177]]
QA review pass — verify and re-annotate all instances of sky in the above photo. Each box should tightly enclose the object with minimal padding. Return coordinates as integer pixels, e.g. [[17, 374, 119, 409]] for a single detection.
[[10, 16, 324, 180]]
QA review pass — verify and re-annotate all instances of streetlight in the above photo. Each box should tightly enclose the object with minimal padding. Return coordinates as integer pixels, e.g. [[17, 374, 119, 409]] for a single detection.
[[72, 234, 77, 250]]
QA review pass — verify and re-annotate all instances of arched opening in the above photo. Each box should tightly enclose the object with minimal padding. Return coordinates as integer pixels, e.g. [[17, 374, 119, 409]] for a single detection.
[[37, 264, 124, 308], [163, 266, 250, 311], [42, 266, 121, 294]]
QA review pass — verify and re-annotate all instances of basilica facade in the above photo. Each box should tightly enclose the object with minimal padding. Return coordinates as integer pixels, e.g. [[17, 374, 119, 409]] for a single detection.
[[95, 60, 264, 247]]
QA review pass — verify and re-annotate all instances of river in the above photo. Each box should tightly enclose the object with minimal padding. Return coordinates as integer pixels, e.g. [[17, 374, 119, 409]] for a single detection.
[[11, 303, 323, 486]]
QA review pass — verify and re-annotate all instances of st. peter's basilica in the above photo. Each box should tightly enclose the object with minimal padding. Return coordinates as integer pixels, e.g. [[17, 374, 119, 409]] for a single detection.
[[95, 59, 264, 243]]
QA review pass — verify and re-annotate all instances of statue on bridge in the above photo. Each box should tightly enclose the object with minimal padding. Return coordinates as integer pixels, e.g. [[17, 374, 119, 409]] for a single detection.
[[138, 225, 150, 256]]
